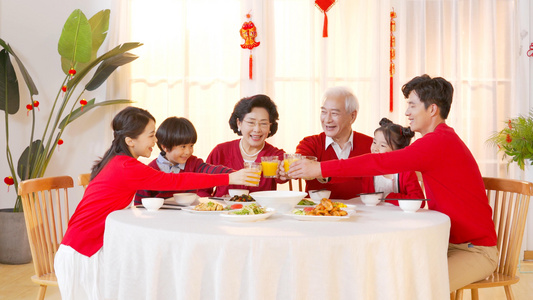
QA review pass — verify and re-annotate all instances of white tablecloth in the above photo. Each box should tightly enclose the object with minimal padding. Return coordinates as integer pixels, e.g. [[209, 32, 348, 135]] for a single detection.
[[103, 200, 450, 300]]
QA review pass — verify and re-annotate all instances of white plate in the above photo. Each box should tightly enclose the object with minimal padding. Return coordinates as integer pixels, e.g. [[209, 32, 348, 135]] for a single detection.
[[284, 210, 353, 221], [182, 206, 225, 214], [220, 209, 275, 222], [225, 200, 256, 207], [295, 203, 356, 211]]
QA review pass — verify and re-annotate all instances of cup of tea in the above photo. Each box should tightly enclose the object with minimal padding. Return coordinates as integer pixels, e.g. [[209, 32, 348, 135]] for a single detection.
[[302, 156, 317, 180], [244, 161, 262, 186], [283, 153, 302, 178], [261, 156, 279, 178]]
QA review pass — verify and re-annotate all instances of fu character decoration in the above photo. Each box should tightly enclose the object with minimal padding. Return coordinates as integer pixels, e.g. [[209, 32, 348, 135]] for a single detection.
[[389, 8, 397, 112], [240, 13, 260, 80]]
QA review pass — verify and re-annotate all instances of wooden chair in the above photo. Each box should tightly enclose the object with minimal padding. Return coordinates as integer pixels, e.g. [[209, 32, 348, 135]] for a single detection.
[[288, 178, 304, 192], [77, 173, 91, 190], [18, 176, 74, 300], [454, 177, 533, 300], [416, 171, 425, 196]]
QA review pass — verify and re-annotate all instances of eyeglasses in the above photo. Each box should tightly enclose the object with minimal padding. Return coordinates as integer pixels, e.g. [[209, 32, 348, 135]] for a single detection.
[[243, 120, 271, 129]]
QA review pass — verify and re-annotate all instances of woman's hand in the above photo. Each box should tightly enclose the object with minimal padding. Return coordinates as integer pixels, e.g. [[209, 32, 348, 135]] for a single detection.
[[277, 161, 289, 181], [288, 159, 322, 179], [229, 168, 261, 186]]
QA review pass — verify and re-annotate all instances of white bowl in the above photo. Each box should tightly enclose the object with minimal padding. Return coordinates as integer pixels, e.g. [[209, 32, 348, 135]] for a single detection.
[[228, 189, 249, 197], [249, 191, 307, 213], [308, 190, 332, 202], [360, 192, 384, 206], [173, 193, 198, 206], [398, 200, 423, 213], [141, 197, 164, 211]]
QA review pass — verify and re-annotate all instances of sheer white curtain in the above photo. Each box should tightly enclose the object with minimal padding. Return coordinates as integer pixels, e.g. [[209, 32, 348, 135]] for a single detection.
[[109, 0, 518, 175]]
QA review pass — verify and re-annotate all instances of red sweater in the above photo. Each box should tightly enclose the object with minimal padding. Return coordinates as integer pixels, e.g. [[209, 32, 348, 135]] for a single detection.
[[134, 155, 232, 205], [361, 171, 425, 207], [296, 131, 373, 199], [207, 139, 286, 197], [61, 155, 228, 257], [321, 123, 497, 246]]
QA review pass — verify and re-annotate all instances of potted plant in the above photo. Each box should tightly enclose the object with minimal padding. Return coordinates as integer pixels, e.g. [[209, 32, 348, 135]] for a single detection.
[[0, 9, 141, 264], [487, 110, 533, 171]]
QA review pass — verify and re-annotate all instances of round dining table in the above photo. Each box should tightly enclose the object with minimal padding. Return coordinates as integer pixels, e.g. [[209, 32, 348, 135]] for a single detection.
[[103, 199, 451, 300]]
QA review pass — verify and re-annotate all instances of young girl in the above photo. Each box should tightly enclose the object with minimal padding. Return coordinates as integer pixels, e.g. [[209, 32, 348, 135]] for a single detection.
[[361, 118, 425, 206], [134, 117, 233, 205], [54, 107, 257, 299]]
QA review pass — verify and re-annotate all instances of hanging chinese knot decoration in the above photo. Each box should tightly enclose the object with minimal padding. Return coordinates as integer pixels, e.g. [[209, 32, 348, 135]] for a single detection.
[[240, 13, 260, 80], [527, 43, 533, 57], [389, 8, 397, 112], [315, 0, 337, 38]]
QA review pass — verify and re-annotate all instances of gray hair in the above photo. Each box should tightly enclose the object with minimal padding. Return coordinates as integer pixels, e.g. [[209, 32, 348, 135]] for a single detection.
[[322, 86, 359, 113]]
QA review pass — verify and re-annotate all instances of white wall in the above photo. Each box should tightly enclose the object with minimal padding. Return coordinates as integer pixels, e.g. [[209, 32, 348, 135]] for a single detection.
[[0, 0, 121, 210]]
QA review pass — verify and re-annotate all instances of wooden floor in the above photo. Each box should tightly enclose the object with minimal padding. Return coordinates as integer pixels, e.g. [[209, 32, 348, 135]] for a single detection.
[[1, 262, 533, 300]]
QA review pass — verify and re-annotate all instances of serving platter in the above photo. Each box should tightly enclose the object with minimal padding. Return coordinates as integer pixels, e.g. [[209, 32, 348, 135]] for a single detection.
[[284, 210, 353, 221], [181, 206, 226, 214]]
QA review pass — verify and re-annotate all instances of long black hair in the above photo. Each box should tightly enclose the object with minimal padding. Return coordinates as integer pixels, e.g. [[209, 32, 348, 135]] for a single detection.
[[90, 107, 155, 180]]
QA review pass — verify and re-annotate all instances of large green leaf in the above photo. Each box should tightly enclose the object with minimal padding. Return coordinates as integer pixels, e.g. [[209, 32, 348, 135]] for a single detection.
[[0, 38, 38, 96], [66, 42, 142, 89], [85, 52, 138, 91], [58, 99, 135, 128], [17, 140, 44, 181], [58, 9, 92, 69], [61, 9, 110, 74], [0, 49, 20, 114]]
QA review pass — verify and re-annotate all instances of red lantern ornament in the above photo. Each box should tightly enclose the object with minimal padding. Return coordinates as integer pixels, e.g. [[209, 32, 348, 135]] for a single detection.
[[57, 139, 64, 151], [80, 99, 87, 111], [26, 104, 33, 116], [527, 43, 533, 57], [315, 0, 337, 38], [4, 176, 14, 192], [33, 100, 40, 111], [389, 8, 397, 112], [62, 85, 67, 93], [240, 13, 260, 80], [68, 68, 76, 77]]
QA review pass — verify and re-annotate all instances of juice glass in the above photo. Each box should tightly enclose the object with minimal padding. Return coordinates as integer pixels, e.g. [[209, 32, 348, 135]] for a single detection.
[[244, 161, 262, 186], [283, 153, 302, 177], [302, 156, 317, 180], [261, 156, 279, 178]]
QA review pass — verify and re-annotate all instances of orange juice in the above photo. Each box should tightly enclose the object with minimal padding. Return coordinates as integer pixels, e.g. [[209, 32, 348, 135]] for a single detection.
[[244, 162, 262, 186], [245, 170, 261, 186], [261, 161, 278, 178], [283, 158, 299, 172]]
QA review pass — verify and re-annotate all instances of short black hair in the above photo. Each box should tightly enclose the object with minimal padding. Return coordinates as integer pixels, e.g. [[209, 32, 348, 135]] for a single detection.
[[156, 117, 197, 154], [229, 94, 279, 137], [401, 74, 454, 119], [375, 118, 415, 150]]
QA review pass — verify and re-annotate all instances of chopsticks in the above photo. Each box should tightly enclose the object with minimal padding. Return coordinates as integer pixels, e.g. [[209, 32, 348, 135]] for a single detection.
[[310, 189, 327, 193]]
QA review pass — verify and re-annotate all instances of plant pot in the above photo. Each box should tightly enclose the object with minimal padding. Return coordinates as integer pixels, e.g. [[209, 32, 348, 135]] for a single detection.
[[0, 208, 32, 264]]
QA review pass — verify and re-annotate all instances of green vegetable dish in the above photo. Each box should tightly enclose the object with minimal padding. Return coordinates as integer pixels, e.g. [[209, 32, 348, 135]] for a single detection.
[[297, 199, 316, 206], [230, 203, 266, 215]]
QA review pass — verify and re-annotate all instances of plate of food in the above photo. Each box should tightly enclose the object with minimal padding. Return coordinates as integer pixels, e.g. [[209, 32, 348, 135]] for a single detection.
[[220, 203, 275, 222], [225, 193, 256, 206], [182, 201, 226, 214], [287, 198, 353, 221], [285, 209, 353, 221], [295, 198, 317, 207]]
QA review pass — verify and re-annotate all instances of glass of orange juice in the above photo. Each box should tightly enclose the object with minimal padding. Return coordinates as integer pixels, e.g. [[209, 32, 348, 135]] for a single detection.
[[261, 156, 279, 178], [244, 161, 262, 186], [283, 153, 302, 177]]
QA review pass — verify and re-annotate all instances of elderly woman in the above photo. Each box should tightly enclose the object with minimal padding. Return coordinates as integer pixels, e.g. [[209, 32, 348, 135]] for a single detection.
[[207, 94, 286, 197]]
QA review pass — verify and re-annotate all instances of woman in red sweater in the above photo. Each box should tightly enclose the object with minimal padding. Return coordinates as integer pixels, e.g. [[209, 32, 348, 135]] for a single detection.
[[54, 107, 257, 299], [361, 118, 425, 206], [207, 94, 287, 197], [289, 75, 498, 293]]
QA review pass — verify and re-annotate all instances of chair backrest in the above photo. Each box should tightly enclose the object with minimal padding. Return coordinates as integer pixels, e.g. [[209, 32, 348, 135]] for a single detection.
[[288, 178, 304, 192], [18, 176, 74, 278], [78, 173, 91, 190], [415, 171, 425, 196], [482, 177, 533, 277]]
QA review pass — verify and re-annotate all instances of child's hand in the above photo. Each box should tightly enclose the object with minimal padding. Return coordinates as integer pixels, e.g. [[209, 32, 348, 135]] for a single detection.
[[229, 168, 261, 186]]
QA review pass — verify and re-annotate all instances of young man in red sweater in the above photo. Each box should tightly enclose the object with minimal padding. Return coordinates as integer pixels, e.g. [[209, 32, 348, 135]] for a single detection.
[[293, 86, 373, 199], [289, 75, 498, 292]]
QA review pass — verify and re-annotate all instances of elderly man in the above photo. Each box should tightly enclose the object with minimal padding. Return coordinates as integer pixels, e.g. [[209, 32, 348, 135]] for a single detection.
[[295, 86, 373, 199]]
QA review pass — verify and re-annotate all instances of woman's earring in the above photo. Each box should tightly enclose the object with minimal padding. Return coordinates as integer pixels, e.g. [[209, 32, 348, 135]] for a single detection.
[[238, 128, 241, 132]]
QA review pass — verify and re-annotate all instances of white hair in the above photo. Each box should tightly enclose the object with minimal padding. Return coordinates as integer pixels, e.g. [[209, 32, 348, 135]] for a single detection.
[[322, 86, 359, 113]]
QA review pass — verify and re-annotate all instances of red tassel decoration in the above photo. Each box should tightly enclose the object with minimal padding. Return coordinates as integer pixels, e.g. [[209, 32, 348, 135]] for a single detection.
[[389, 8, 397, 112], [249, 54, 253, 79], [390, 76, 394, 112], [322, 12, 329, 37], [315, 0, 337, 38]]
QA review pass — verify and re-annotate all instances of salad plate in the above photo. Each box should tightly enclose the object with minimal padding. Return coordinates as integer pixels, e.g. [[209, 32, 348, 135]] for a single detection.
[[225, 200, 256, 207], [220, 208, 275, 222], [284, 210, 353, 221], [181, 206, 225, 214]]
